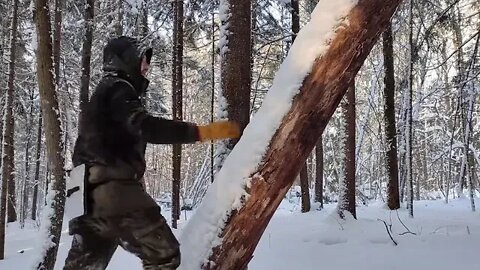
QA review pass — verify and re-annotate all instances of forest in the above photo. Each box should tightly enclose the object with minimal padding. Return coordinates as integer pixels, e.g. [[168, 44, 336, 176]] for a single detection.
[[0, 0, 479, 269]]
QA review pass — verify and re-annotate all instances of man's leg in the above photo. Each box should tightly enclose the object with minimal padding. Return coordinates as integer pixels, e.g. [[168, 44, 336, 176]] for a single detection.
[[117, 208, 180, 270], [63, 217, 118, 270]]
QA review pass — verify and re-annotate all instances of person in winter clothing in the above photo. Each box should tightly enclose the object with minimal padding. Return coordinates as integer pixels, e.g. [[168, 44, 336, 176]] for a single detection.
[[63, 36, 240, 270]]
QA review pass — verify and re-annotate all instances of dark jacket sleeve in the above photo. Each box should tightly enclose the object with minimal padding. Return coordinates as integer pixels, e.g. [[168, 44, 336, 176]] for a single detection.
[[109, 81, 200, 144]]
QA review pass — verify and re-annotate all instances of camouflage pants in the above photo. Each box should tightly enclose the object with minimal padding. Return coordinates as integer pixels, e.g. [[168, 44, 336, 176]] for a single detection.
[[63, 207, 180, 270]]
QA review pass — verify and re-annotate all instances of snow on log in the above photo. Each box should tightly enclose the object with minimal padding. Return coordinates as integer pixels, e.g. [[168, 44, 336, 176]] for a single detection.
[[180, 0, 403, 269]]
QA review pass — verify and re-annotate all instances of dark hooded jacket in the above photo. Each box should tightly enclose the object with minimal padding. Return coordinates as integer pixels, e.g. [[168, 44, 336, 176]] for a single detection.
[[73, 36, 199, 186]]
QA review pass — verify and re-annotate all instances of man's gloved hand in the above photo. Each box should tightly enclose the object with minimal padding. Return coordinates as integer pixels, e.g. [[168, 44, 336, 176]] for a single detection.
[[197, 121, 241, 142]]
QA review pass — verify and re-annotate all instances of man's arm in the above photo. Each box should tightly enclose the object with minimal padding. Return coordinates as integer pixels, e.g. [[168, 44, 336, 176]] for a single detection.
[[109, 81, 199, 144]]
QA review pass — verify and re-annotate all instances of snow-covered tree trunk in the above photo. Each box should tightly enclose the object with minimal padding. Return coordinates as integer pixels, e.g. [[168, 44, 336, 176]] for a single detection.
[[33, 0, 66, 268], [214, 0, 252, 173], [180, 1, 404, 269], [383, 22, 400, 210]]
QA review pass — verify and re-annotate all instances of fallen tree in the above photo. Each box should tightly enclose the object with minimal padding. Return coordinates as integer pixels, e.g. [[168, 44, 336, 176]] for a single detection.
[[180, 0, 404, 269]]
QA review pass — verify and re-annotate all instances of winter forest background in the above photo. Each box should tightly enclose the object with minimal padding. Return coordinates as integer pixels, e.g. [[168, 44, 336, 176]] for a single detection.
[[0, 0, 479, 269]]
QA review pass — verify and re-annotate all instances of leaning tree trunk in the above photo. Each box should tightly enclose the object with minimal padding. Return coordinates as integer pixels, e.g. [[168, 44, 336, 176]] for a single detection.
[[78, 0, 94, 133], [191, 1, 404, 269], [214, 0, 252, 173], [383, 22, 400, 210], [338, 83, 356, 219], [171, 0, 184, 229], [33, 0, 67, 269], [3, 0, 19, 225]]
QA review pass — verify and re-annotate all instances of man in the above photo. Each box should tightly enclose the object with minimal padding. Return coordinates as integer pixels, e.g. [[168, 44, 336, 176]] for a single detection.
[[64, 36, 240, 269]]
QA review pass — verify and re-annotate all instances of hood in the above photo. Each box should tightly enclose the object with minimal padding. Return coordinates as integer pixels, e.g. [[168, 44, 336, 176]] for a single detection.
[[103, 36, 153, 95]]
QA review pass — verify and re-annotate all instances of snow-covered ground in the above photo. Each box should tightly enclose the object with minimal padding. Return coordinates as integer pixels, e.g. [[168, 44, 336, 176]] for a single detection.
[[1, 198, 479, 270]]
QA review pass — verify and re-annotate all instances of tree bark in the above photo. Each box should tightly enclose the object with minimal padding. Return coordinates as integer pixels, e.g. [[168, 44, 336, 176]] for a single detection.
[[300, 164, 311, 212], [31, 114, 43, 220], [215, 0, 252, 174], [205, 1, 402, 268], [3, 0, 19, 225], [383, 23, 400, 210], [78, 0, 94, 133], [407, 0, 414, 217], [34, 0, 66, 268], [172, 0, 184, 229], [339, 83, 356, 218], [314, 136, 324, 208], [0, 100, 5, 260]]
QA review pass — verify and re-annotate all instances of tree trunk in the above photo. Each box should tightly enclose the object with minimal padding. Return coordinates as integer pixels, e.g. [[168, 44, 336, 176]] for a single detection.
[[33, 0, 66, 269], [203, 1, 402, 268], [3, 0, 19, 225], [31, 114, 43, 220], [172, 0, 184, 229], [215, 0, 252, 174], [78, 0, 94, 133], [339, 83, 356, 218], [0, 101, 5, 260], [314, 136, 323, 208], [407, 0, 414, 217], [383, 22, 400, 210], [300, 164, 311, 212], [53, 0, 62, 81]]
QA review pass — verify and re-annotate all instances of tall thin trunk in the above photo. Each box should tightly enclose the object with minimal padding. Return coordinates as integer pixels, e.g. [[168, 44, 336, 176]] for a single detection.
[[407, 0, 414, 217], [340, 83, 356, 218], [0, 101, 5, 260], [172, 0, 184, 229], [115, 0, 123, 36], [78, 0, 94, 133], [210, 12, 215, 183], [3, 0, 19, 225], [300, 164, 310, 212], [33, 0, 66, 268], [383, 23, 400, 210], [314, 136, 323, 208], [31, 114, 43, 220], [21, 102, 34, 227], [0, 19, 14, 250]]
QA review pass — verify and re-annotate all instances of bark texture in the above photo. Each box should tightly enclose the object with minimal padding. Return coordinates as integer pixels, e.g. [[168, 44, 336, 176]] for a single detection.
[[205, 1, 403, 268], [314, 136, 324, 207], [34, 0, 66, 268], [383, 23, 400, 210], [172, 0, 184, 228], [3, 0, 19, 225], [340, 83, 356, 218]]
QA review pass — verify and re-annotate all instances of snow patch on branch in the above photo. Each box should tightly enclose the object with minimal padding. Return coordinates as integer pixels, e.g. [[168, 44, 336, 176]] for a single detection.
[[179, 1, 358, 269]]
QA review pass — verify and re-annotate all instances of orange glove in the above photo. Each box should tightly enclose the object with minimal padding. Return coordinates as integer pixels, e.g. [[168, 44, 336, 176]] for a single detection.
[[197, 121, 241, 142]]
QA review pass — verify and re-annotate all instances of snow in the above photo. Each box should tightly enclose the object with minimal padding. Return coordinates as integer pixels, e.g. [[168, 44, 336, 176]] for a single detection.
[[180, 0, 358, 268], [29, 180, 60, 268], [1, 198, 479, 270]]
